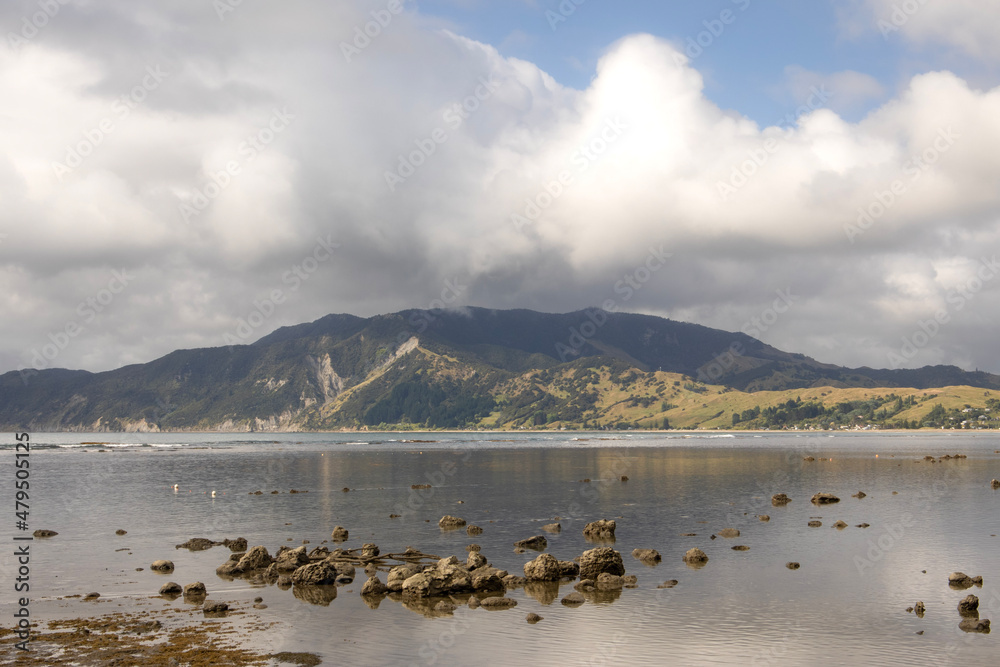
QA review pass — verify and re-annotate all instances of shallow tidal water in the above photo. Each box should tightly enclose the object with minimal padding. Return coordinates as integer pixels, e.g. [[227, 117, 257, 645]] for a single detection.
[[2, 431, 998, 666]]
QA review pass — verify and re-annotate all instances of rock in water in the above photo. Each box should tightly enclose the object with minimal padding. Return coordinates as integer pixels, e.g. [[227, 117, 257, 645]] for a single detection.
[[578, 547, 625, 580], [467, 551, 487, 570], [361, 576, 388, 596], [175, 538, 219, 551], [291, 562, 340, 586], [224, 537, 248, 552], [771, 493, 791, 506], [401, 556, 473, 598], [524, 553, 562, 581], [949, 572, 983, 589], [583, 520, 616, 541], [203, 602, 229, 614], [833, 521, 848, 530], [33, 529, 58, 538], [959, 619, 991, 633], [717, 528, 740, 538], [914, 601, 925, 617], [361, 543, 380, 558], [810, 493, 840, 505], [958, 595, 980, 615], [116, 529, 127, 535], [480, 597, 517, 610], [183, 582, 207, 596], [992, 479, 1000, 489], [275, 546, 310, 572], [852, 491, 867, 499], [541, 523, 562, 534], [331, 526, 349, 542], [526, 613, 543, 624], [682, 548, 709, 566], [466, 525, 483, 536], [595, 573, 624, 591], [159, 582, 182, 595], [561, 592, 585, 606], [632, 549, 662, 564], [439, 516, 467, 529], [150, 560, 175, 572], [514, 535, 547, 550], [786, 562, 800, 570]]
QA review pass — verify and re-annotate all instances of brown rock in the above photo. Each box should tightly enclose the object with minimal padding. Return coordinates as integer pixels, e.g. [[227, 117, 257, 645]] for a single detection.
[[632, 548, 661, 564], [150, 560, 174, 572], [561, 592, 585, 606], [183, 582, 206, 597], [526, 613, 543, 624], [331, 526, 349, 542], [159, 582, 182, 595], [959, 619, 990, 633], [583, 519, 617, 541], [466, 525, 483, 536], [771, 493, 791, 506], [717, 528, 740, 538], [541, 523, 561, 533], [578, 547, 625, 580], [514, 535, 548, 550], [786, 562, 800, 570], [480, 596, 517, 610], [682, 548, 709, 566], [524, 553, 562, 581], [439, 515, 467, 529], [361, 576, 388, 596], [810, 493, 840, 505], [958, 595, 980, 616]]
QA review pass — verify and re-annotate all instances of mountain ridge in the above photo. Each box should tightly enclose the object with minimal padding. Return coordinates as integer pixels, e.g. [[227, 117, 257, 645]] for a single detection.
[[2, 306, 997, 432]]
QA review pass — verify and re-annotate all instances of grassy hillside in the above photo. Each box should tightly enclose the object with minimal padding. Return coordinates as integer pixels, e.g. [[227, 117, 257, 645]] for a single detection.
[[1, 307, 997, 432]]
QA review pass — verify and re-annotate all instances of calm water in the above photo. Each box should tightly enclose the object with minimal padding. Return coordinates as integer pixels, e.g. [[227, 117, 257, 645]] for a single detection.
[[1, 431, 998, 665]]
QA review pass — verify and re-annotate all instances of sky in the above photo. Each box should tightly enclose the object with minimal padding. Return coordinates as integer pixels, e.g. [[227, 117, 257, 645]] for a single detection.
[[1, 0, 999, 376]]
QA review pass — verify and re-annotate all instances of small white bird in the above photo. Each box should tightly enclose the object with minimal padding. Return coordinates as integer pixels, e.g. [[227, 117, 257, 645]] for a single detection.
[[172, 484, 179, 491], [211, 490, 216, 498]]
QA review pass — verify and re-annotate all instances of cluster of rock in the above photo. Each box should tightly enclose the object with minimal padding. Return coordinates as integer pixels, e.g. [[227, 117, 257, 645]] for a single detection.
[[951, 572, 990, 633]]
